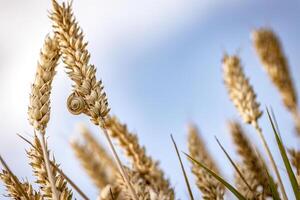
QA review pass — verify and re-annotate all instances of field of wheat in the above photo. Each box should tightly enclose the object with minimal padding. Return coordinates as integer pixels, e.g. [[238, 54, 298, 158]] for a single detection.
[[0, 0, 299, 200]]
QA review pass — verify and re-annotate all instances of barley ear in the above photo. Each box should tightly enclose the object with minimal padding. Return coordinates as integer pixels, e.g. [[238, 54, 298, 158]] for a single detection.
[[187, 124, 225, 200]]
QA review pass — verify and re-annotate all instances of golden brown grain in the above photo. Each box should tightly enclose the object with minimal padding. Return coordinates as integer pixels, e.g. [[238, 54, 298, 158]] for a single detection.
[[252, 28, 297, 111], [223, 54, 287, 200], [105, 116, 174, 198], [223, 55, 262, 125], [27, 135, 73, 200], [0, 170, 43, 200], [28, 35, 60, 134], [50, 0, 109, 125], [71, 137, 116, 190], [187, 124, 224, 200], [252, 28, 300, 136], [228, 121, 273, 197]]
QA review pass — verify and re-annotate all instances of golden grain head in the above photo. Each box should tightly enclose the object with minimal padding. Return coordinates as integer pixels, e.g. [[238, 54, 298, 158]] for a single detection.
[[252, 28, 297, 112], [223, 54, 262, 125], [50, 0, 110, 125], [187, 124, 225, 200], [28, 35, 60, 133]]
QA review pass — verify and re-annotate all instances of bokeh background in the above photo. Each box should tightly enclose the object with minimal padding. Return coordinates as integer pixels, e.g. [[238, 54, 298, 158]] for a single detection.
[[0, 0, 300, 199]]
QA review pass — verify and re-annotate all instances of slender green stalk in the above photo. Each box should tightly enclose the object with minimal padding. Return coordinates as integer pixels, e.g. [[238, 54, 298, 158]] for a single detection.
[[171, 135, 194, 200]]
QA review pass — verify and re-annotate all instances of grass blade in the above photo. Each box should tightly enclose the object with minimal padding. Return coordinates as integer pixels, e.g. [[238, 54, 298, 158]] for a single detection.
[[266, 108, 300, 199], [215, 137, 253, 192], [183, 152, 247, 200], [171, 135, 194, 200]]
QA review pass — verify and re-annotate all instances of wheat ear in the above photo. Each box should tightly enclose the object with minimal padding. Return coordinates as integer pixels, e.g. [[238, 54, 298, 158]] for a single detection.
[[222, 54, 287, 200], [71, 135, 116, 189], [0, 156, 31, 200], [28, 34, 60, 200], [80, 125, 117, 172], [27, 135, 73, 200], [252, 28, 300, 136], [116, 167, 151, 200], [105, 116, 174, 198], [50, 1, 137, 199], [289, 149, 300, 185], [228, 121, 274, 197], [187, 124, 224, 200], [0, 170, 43, 200]]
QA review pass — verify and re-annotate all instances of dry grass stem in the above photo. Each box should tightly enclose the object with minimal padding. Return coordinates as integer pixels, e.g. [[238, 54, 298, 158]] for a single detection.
[[187, 124, 224, 200]]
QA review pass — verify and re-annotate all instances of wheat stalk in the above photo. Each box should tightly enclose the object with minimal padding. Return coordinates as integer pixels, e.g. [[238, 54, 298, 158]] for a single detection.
[[28, 34, 61, 200], [222, 54, 288, 200], [104, 115, 174, 198], [228, 121, 274, 197], [252, 28, 300, 136], [27, 135, 73, 200], [50, 1, 138, 199], [187, 124, 224, 200]]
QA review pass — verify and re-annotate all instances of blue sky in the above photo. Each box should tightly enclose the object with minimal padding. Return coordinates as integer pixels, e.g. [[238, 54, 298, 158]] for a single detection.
[[0, 0, 300, 199]]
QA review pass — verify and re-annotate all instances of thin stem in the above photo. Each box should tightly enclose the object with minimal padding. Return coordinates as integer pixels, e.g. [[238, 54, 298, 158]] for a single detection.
[[99, 120, 138, 200], [0, 155, 30, 200], [38, 132, 59, 200], [253, 122, 288, 200], [171, 135, 194, 200]]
